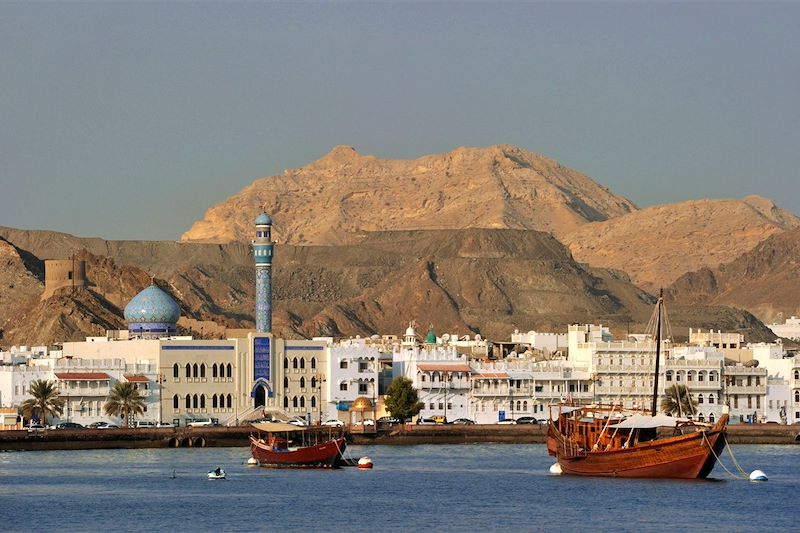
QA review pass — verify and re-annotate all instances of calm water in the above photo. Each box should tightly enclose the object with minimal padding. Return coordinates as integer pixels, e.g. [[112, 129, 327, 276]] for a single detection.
[[1, 443, 798, 532]]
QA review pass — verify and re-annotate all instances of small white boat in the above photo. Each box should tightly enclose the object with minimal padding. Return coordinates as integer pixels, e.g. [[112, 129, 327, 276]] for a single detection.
[[207, 468, 226, 480]]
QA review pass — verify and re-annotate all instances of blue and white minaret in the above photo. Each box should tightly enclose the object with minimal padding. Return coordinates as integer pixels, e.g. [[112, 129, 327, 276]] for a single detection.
[[253, 213, 274, 333]]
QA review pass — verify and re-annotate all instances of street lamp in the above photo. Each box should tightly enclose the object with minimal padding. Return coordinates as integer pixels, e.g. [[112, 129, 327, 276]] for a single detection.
[[156, 372, 166, 425], [317, 373, 327, 425]]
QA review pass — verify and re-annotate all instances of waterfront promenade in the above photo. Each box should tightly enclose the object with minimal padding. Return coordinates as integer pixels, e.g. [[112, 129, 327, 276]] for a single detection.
[[1, 423, 797, 451]]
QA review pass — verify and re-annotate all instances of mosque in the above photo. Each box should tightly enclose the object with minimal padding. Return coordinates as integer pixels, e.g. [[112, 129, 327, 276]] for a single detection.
[[59, 214, 331, 426]]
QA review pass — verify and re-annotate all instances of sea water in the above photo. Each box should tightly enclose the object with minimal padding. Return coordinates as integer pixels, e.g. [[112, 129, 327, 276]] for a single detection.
[[1, 444, 798, 532]]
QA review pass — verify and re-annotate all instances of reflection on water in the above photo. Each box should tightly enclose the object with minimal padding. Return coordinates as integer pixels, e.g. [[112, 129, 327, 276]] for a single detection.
[[1, 444, 798, 532]]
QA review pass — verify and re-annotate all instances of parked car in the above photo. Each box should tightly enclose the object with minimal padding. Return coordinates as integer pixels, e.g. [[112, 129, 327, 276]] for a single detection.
[[497, 419, 517, 425], [187, 418, 219, 427], [451, 418, 475, 425], [90, 422, 119, 429], [54, 422, 84, 430], [288, 417, 308, 427], [27, 423, 46, 433], [516, 416, 538, 424], [416, 418, 438, 425], [352, 419, 375, 427], [156, 421, 175, 428], [377, 416, 400, 425], [134, 420, 157, 428], [431, 415, 447, 424], [322, 419, 344, 427]]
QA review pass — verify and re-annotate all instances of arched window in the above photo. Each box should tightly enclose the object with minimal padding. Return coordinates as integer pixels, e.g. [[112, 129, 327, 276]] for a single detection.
[[709, 413, 715, 423], [708, 394, 715, 404], [698, 371, 705, 382], [212, 395, 218, 408], [676, 371, 683, 382], [173, 394, 179, 409], [283, 397, 289, 409], [185, 363, 191, 378], [795, 391, 800, 403], [698, 394, 704, 404], [227, 363, 232, 378], [687, 371, 695, 382], [698, 413, 705, 422], [311, 396, 317, 408], [300, 397, 306, 408], [193, 394, 198, 409], [311, 377, 317, 389], [185, 395, 191, 409], [300, 358, 305, 369], [200, 364, 206, 378], [212, 363, 218, 378], [200, 395, 206, 409], [284, 357, 289, 369], [421, 374, 427, 382], [666, 371, 673, 382], [293, 396, 298, 408], [523, 401, 528, 411], [193, 364, 199, 378], [795, 370, 800, 380], [225, 394, 231, 408], [293, 358, 298, 369], [300, 377, 306, 388], [311, 357, 316, 370], [173, 364, 179, 379], [710, 371, 718, 382], [284, 377, 289, 389], [516, 400, 521, 411]]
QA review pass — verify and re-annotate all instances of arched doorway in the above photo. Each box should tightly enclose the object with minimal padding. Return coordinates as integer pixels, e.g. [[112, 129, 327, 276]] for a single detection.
[[254, 385, 267, 407]]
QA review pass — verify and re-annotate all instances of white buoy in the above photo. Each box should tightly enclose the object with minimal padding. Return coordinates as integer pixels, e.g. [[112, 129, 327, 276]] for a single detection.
[[247, 457, 258, 466], [549, 463, 562, 475], [749, 470, 768, 482], [358, 456, 374, 469]]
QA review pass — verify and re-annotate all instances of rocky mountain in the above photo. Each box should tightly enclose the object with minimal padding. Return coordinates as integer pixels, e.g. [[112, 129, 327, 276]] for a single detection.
[[667, 228, 800, 324], [181, 145, 637, 245], [563, 196, 800, 291], [0, 226, 776, 347], [0, 237, 43, 343]]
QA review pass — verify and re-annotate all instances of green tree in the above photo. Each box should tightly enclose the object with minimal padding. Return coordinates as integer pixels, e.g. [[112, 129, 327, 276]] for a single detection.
[[104, 381, 146, 427], [20, 379, 65, 426], [384, 377, 424, 423], [660, 384, 698, 417]]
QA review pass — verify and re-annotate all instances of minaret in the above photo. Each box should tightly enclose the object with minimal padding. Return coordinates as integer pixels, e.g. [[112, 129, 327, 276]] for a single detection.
[[253, 213, 274, 333]]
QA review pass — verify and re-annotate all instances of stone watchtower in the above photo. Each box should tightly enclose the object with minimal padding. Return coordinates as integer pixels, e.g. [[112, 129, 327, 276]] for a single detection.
[[253, 213, 274, 333], [42, 259, 87, 300]]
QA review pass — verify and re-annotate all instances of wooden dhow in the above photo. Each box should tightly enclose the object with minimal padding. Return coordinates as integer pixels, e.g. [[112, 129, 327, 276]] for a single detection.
[[249, 422, 346, 468], [547, 291, 729, 479]]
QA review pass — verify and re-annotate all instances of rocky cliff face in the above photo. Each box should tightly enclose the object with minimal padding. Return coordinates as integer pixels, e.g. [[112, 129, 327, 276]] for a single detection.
[[667, 228, 800, 324], [181, 145, 637, 245], [563, 196, 800, 291]]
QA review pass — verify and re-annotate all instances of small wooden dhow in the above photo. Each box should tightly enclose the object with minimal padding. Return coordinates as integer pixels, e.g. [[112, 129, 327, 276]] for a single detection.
[[249, 422, 346, 468], [547, 290, 729, 479]]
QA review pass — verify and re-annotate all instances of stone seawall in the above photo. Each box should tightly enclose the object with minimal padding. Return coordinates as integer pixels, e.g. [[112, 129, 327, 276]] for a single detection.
[[1, 424, 797, 451]]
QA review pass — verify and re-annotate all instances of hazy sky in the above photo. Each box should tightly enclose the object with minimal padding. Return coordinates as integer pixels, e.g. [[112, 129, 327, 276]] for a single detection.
[[1, 2, 798, 241]]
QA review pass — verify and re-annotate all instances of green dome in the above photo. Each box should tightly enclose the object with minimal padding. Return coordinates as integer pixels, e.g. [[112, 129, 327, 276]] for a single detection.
[[425, 328, 437, 345]]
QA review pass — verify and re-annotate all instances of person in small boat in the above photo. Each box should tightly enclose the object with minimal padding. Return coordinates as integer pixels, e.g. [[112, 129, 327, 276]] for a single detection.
[[213, 467, 223, 476]]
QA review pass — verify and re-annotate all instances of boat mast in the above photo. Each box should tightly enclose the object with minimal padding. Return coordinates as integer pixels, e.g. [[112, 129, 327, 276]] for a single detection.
[[650, 289, 663, 416]]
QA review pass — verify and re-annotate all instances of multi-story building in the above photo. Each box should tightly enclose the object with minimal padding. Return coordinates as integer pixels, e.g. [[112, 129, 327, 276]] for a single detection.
[[766, 316, 800, 341]]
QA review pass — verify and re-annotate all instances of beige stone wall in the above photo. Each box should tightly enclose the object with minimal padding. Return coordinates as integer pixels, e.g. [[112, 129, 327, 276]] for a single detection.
[[42, 259, 87, 300]]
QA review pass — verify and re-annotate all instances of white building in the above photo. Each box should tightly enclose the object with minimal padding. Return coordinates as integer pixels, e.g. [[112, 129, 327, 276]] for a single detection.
[[767, 316, 800, 341]]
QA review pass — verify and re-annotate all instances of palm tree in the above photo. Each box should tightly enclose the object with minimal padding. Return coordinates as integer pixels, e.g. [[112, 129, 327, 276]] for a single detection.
[[661, 384, 698, 417], [20, 379, 65, 427], [104, 382, 146, 428]]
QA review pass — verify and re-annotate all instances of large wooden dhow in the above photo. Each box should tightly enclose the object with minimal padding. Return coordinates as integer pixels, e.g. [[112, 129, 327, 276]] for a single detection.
[[547, 291, 729, 479]]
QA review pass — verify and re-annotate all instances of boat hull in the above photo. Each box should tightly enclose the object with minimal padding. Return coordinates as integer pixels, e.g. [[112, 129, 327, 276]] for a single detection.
[[548, 415, 728, 479], [249, 436, 346, 468]]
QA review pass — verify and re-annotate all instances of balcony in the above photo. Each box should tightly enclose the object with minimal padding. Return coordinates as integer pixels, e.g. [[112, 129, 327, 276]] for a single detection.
[[726, 385, 767, 395]]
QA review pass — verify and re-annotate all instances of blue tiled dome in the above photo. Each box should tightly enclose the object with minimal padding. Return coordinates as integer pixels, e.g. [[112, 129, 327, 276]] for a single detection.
[[124, 285, 181, 325], [256, 213, 272, 225]]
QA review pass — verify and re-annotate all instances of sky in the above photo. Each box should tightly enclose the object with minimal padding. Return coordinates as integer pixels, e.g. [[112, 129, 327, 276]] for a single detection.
[[1, 1, 798, 241]]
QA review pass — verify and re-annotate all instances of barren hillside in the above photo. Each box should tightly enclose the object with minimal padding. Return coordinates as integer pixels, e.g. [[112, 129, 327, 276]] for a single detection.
[[181, 145, 637, 245], [563, 196, 800, 290]]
